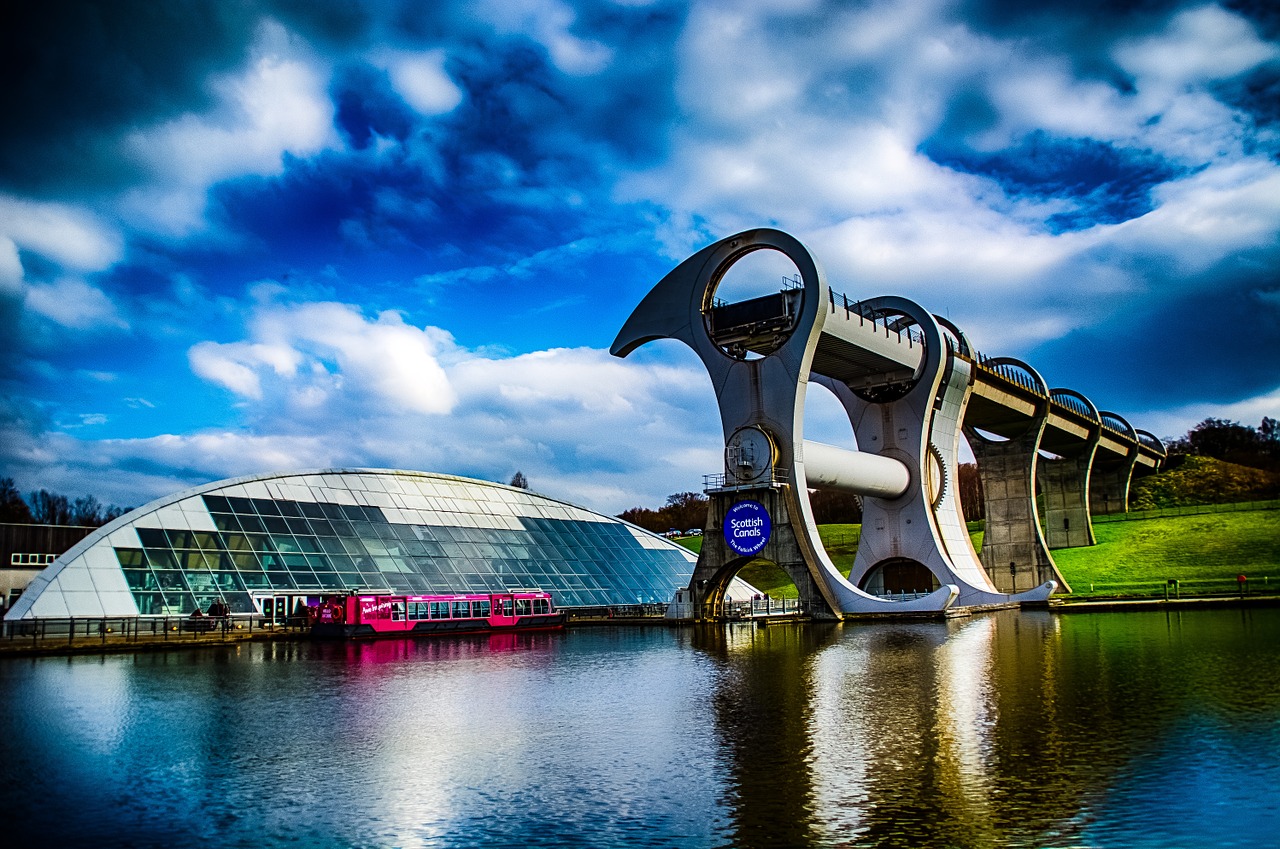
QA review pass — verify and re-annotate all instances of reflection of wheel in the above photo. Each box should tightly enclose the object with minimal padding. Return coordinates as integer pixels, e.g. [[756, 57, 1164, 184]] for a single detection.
[[925, 443, 948, 509]]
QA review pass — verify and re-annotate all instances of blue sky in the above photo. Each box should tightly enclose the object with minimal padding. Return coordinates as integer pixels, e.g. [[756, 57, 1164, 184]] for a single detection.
[[2, 0, 1278, 515]]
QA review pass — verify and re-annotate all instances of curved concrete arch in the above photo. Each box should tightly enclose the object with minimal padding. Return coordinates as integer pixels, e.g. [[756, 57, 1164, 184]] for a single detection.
[[933, 314, 973, 359], [1099, 410, 1138, 441], [1049, 387, 1101, 425], [981, 356, 1048, 396], [1136, 429, 1167, 456]]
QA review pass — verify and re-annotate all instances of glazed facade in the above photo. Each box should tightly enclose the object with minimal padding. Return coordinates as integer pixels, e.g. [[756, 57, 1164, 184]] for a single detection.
[[5, 470, 702, 620]]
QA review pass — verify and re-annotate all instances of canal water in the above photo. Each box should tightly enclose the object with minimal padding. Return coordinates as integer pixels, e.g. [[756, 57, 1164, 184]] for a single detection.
[[2, 608, 1277, 848]]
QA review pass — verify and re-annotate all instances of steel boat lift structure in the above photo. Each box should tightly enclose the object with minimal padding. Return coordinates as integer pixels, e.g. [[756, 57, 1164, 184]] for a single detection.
[[612, 229, 1164, 619]]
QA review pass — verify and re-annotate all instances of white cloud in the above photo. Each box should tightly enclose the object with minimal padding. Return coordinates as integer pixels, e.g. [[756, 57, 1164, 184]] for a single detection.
[[0, 195, 123, 274], [190, 301, 457, 416], [119, 20, 338, 235], [377, 49, 464, 116], [0, 237, 21, 297], [189, 342, 269, 399], [1103, 159, 1280, 275], [477, 0, 612, 75], [1114, 4, 1280, 90], [24, 278, 129, 331]]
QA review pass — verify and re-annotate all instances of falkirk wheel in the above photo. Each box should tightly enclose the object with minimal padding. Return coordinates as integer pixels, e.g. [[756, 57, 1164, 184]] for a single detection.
[[611, 229, 1165, 619]]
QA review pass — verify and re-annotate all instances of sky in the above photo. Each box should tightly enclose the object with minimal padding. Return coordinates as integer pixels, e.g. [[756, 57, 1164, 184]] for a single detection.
[[2, 0, 1278, 517]]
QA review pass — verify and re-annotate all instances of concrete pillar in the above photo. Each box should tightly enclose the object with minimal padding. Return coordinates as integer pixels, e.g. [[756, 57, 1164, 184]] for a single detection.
[[1040, 451, 1098, 549], [1090, 455, 1137, 516], [967, 425, 1070, 593], [689, 487, 832, 620]]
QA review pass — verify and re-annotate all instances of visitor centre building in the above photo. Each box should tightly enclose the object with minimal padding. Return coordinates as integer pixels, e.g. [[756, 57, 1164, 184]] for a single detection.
[[4, 469, 710, 622]]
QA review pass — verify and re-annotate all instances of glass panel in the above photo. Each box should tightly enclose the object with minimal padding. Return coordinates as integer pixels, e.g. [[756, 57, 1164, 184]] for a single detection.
[[136, 528, 168, 548], [144, 549, 178, 570], [357, 572, 391, 590], [202, 495, 231, 513], [277, 500, 302, 518], [115, 548, 145, 567], [294, 535, 321, 553], [308, 519, 335, 536], [210, 571, 247, 591], [227, 496, 254, 513], [251, 498, 280, 515], [265, 571, 297, 589], [238, 514, 266, 533], [132, 591, 168, 615], [300, 501, 326, 519], [123, 569, 156, 590], [240, 571, 271, 589], [230, 551, 261, 570], [316, 573, 344, 589], [223, 534, 251, 551], [181, 551, 210, 570]]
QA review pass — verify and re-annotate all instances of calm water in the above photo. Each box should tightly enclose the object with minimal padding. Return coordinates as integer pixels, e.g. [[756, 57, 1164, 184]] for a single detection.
[[2, 609, 1278, 848]]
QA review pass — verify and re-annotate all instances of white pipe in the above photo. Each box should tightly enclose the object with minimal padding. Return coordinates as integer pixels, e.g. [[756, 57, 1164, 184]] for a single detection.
[[802, 440, 910, 499]]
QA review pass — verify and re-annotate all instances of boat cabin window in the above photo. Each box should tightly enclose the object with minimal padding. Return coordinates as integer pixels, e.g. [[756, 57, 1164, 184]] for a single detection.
[[452, 601, 472, 618], [476, 600, 492, 618], [391, 601, 405, 621], [533, 598, 550, 615], [430, 601, 450, 619], [501, 599, 513, 616], [515, 598, 532, 617]]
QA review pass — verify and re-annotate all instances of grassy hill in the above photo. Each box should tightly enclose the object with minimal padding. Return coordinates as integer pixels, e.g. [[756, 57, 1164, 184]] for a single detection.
[[673, 506, 1280, 599], [1052, 507, 1279, 597]]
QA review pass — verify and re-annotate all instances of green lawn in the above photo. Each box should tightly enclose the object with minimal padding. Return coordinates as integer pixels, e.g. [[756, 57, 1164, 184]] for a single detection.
[[1052, 509, 1280, 596], [672, 507, 1280, 599]]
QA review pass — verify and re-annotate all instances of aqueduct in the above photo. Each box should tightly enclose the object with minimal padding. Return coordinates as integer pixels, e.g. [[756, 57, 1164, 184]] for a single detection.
[[611, 229, 1164, 618]]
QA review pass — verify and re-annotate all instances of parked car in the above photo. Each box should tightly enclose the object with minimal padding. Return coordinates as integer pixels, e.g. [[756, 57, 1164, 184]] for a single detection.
[[685, 529, 703, 536]]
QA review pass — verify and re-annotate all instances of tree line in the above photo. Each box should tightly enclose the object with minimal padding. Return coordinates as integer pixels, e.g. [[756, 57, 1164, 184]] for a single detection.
[[0, 478, 131, 527]]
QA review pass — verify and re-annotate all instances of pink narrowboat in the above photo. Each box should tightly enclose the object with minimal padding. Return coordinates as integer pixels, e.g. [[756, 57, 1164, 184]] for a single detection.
[[307, 588, 565, 639]]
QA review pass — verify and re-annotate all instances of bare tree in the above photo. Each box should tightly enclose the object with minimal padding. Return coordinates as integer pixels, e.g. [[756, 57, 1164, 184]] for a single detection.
[[29, 490, 73, 524], [509, 471, 530, 490], [0, 478, 33, 523]]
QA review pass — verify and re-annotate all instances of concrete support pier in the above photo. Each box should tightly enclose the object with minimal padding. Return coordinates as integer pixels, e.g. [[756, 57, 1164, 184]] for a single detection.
[[967, 424, 1068, 593]]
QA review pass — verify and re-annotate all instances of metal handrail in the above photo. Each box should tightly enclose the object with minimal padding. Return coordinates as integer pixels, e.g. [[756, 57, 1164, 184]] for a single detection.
[[703, 469, 791, 492], [827, 288, 927, 347], [0, 613, 302, 647]]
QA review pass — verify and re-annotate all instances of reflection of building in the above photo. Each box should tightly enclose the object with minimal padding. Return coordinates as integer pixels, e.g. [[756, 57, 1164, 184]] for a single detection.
[[1, 523, 96, 609], [4, 469, 708, 622]]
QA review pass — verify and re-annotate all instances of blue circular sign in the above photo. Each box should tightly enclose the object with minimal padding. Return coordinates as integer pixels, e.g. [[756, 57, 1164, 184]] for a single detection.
[[724, 500, 771, 556]]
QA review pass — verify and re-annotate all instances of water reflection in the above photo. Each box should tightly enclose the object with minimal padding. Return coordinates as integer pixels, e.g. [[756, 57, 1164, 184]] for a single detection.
[[695, 609, 1280, 848], [1, 611, 1277, 848]]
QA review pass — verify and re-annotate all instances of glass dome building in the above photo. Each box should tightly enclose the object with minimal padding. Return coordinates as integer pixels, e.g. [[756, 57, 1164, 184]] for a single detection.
[[5, 469, 706, 622]]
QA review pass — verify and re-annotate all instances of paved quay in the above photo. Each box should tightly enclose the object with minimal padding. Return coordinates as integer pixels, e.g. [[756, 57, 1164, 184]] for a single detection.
[[1051, 594, 1280, 613]]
